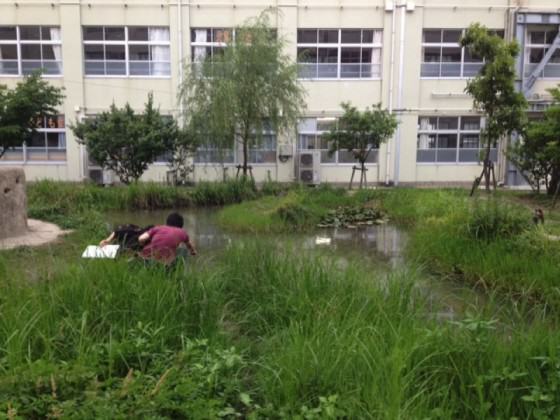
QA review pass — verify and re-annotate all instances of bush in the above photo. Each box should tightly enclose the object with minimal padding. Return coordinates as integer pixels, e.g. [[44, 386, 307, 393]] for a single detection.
[[466, 200, 531, 241]]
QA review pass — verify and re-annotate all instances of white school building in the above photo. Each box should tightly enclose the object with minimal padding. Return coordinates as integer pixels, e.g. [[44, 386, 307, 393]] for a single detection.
[[0, 0, 559, 185]]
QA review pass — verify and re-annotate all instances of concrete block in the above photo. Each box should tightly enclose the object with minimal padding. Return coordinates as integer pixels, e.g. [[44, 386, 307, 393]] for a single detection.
[[0, 167, 27, 239]]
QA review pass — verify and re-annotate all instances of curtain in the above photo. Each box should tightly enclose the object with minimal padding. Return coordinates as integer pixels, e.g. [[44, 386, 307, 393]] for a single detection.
[[418, 118, 432, 149], [372, 30, 382, 44], [49, 28, 62, 73], [193, 29, 208, 62], [149, 28, 170, 75], [0, 45, 3, 73]]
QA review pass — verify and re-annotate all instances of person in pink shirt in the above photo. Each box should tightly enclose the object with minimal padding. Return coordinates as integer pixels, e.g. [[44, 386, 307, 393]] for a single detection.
[[138, 212, 197, 265]]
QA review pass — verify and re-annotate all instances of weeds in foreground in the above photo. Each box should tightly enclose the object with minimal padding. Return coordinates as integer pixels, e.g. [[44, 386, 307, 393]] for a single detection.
[[2, 242, 560, 418]]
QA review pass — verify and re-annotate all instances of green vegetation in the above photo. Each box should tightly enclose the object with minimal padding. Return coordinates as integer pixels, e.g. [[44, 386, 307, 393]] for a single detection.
[[3, 241, 560, 418], [0, 72, 64, 158], [218, 185, 379, 232]]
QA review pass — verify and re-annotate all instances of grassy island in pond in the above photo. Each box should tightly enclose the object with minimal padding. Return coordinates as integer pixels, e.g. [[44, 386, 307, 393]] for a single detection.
[[2, 181, 560, 418]]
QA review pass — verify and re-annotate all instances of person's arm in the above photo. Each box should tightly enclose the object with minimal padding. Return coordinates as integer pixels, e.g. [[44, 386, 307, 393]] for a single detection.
[[186, 238, 197, 256], [99, 231, 116, 247], [138, 231, 151, 246]]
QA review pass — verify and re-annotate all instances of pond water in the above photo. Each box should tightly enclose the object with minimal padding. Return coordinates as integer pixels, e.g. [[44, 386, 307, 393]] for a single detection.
[[106, 208, 485, 320]]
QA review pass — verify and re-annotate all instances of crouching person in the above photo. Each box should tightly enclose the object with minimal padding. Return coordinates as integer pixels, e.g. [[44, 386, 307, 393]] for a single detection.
[[138, 212, 197, 267]]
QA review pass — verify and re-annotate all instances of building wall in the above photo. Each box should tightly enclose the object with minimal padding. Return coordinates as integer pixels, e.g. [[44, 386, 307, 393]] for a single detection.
[[0, 0, 559, 184]]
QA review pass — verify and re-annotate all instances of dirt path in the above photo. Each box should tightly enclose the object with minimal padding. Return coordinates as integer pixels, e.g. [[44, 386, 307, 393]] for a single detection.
[[0, 219, 71, 250]]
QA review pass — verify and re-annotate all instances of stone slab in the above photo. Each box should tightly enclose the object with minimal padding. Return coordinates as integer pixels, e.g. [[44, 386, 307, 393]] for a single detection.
[[0, 167, 27, 239]]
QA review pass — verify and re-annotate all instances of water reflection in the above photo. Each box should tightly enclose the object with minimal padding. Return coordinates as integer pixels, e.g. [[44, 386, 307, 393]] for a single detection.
[[106, 209, 407, 267]]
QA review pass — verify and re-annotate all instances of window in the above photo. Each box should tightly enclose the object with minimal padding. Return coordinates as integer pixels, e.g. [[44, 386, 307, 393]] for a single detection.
[[0, 26, 62, 75], [421, 29, 504, 78], [298, 118, 378, 164], [416, 116, 497, 163], [297, 29, 382, 79], [525, 27, 560, 79], [1, 115, 66, 163], [83, 26, 170, 76], [194, 133, 276, 164], [190, 28, 232, 63]]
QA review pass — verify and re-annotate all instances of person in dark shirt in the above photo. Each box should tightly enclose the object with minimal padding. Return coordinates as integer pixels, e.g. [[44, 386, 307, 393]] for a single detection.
[[138, 212, 197, 265], [99, 224, 153, 251]]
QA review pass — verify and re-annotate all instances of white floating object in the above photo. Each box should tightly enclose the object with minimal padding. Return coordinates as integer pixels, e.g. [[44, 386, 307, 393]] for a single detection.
[[82, 245, 120, 259], [315, 237, 332, 245]]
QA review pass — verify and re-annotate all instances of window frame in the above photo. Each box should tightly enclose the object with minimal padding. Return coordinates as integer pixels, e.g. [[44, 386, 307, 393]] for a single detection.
[[524, 26, 560, 80], [420, 28, 504, 79], [296, 28, 383, 80], [416, 116, 497, 165], [83, 26, 171, 78], [0, 25, 63, 77]]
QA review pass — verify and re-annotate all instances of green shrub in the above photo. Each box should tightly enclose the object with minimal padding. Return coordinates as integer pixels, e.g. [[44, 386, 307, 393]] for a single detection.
[[466, 200, 531, 241], [276, 202, 313, 229]]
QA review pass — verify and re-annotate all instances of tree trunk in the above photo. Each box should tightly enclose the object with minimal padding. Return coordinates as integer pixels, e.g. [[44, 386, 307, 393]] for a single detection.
[[484, 143, 491, 193], [360, 160, 366, 189], [547, 166, 560, 196]]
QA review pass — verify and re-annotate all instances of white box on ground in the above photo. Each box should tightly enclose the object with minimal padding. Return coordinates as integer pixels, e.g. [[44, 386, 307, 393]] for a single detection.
[[82, 245, 120, 259]]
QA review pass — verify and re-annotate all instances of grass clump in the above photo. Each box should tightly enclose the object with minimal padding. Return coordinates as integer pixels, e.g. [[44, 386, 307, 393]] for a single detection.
[[465, 200, 531, 241]]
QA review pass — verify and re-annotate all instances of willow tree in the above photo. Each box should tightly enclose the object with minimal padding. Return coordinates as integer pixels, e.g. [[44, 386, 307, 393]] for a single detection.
[[324, 102, 398, 189], [181, 11, 306, 177], [460, 23, 527, 195]]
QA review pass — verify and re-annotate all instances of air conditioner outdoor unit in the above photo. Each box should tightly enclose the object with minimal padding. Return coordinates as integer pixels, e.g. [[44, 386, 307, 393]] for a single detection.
[[88, 169, 115, 185], [298, 151, 321, 185]]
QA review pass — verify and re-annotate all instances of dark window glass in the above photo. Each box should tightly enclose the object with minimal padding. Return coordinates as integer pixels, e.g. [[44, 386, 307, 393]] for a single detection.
[[341, 29, 361, 43], [530, 31, 545, 44], [423, 46, 441, 62], [129, 27, 149, 41], [362, 30, 374, 43], [529, 48, 544, 64], [297, 29, 317, 43], [28, 132, 45, 147], [84, 44, 104, 60], [20, 26, 41, 40], [129, 45, 150, 60], [297, 47, 317, 63], [21, 44, 41, 59], [461, 117, 480, 130], [361, 48, 372, 63], [318, 29, 338, 43], [105, 27, 125, 41], [42, 45, 56, 60], [442, 30, 462, 43], [341, 47, 361, 63], [460, 134, 480, 148], [0, 27, 17, 40], [441, 47, 461, 62], [423, 30, 441, 43], [438, 117, 458, 130], [106, 45, 125, 60], [83, 27, 103, 41], [318, 48, 338, 63], [0, 44, 17, 59], [546, 31, 558, 44], [41, 27, 55, 40], [47, 132, 61, 147], [437, 134, 457, 148]]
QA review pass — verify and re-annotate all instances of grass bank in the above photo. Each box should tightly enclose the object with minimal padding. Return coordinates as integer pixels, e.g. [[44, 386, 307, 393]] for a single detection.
[[1, 242, 560, 418], [27, 179, 269, 229]]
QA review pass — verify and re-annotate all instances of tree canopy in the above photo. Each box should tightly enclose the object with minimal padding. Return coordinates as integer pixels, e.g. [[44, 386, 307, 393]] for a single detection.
[[0, 73, 64, 158], [181, 11, 306, 176], [324, 102, 398, 188], [72, 94, 182, 184], [460, 23, 527, 193], [509, 86, 560, 195]]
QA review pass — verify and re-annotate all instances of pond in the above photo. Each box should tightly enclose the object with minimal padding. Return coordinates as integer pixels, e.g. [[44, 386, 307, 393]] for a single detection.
[[107, 208, 485, 320]]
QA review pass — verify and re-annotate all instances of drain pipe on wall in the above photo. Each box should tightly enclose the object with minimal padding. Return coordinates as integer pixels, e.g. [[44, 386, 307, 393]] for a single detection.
[[384, 2, 396, 185], [393, 1, 407, 186]]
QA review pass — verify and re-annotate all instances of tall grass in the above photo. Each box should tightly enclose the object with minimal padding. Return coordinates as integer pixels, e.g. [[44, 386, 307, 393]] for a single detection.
[[2, 242, 560, 417]]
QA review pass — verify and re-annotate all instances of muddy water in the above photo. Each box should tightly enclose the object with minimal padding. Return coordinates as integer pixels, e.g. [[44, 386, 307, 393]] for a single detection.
[[106, 208, 483, 319]]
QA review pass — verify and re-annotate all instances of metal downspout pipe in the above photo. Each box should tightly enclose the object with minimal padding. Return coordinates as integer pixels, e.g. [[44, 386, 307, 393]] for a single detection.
[[385, 5, 397, 185], [393, 2, 407, 186]]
